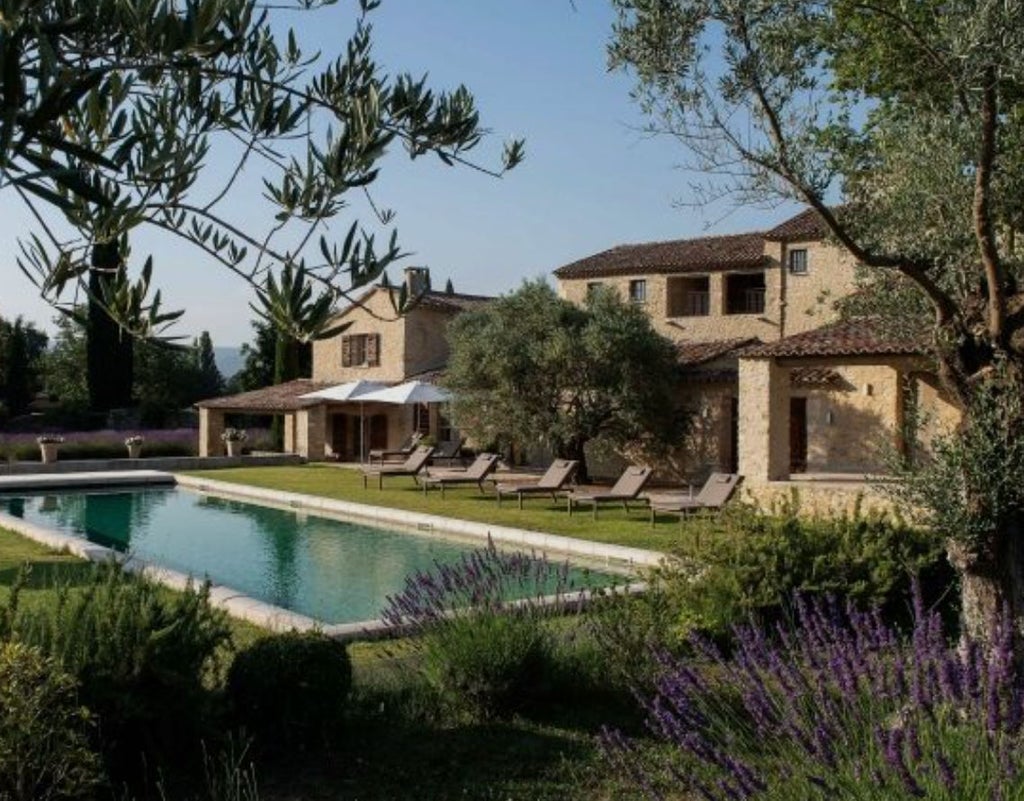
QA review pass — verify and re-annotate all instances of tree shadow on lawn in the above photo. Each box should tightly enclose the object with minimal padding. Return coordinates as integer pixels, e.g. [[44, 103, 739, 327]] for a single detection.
[[258, 717, 612, 801]]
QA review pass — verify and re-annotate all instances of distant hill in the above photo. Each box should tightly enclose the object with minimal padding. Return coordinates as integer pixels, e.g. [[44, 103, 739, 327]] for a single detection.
[[214, 346, 245, 380]]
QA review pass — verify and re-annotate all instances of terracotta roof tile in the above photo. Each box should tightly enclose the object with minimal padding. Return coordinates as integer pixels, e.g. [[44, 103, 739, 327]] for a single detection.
[[791, 367, 848, 388], [196, 379, 331, 412], [415, 290, 494, 314], [553, 232, 767, 280], [740, 319, 924, 359], [765, 208, 829, 242], [676, 338, 758, 367]]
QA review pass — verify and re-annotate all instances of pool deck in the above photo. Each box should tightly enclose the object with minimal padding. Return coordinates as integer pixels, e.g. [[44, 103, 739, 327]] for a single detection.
[[0, 471, 661, 640]]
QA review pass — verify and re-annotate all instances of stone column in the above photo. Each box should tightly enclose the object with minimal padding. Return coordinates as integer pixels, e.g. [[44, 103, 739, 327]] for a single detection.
[[283, 413, 296, 454], [296, 405, 327, 461], [738, 357, 790, 482], [198, 407, 225, 457]]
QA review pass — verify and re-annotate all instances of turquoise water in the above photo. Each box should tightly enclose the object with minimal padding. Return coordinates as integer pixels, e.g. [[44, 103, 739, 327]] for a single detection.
[[0, 488, 612, 624]]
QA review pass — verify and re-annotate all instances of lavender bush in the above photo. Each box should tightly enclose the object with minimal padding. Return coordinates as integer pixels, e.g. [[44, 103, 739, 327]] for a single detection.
[[0, 427, 270, 461], [604, 589, 1024, 800], [381, 540, 578, 719]]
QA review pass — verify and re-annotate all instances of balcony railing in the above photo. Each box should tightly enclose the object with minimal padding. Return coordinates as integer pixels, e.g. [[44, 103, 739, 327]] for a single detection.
[[726, 288, 765, 315], [680, 292, 710, 317]]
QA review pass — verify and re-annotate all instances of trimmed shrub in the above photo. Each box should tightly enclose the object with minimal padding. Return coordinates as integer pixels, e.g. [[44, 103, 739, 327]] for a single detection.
[[650, 505, 948, 644], [0, 642, 103, 801], [0, 564, 231, 782], [422, 611, 552, 718], [381, 540, 578, 719], [226, 632, 352, 752]]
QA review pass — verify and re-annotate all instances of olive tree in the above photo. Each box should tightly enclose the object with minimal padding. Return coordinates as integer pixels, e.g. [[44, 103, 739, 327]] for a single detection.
[[444, 280, 685, 483], [609, 0, 1024, 642], [1, 0, 522, 409]]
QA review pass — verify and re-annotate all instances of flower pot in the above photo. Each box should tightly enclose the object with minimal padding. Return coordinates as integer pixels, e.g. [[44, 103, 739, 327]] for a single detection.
[[226, 440, 242, 457], [39, 443, 59, 464], [127, 443, 142, 459]]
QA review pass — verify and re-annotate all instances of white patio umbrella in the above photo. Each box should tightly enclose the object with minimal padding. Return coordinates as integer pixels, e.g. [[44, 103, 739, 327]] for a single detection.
[[298, 380, 389, 402], [299, 380, 390, 462], [354, 380, 452, 405]]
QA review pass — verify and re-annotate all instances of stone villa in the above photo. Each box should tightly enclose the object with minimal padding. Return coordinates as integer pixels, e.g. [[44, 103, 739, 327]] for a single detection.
[[197, 208, 959, 499], [553, 208, 959, 488]]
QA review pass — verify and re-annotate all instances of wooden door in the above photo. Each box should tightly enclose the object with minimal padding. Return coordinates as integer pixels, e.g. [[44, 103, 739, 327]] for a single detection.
[[368, 414, 389, 451], [789, 397, 808, 473], [330, 414, 348, 458]]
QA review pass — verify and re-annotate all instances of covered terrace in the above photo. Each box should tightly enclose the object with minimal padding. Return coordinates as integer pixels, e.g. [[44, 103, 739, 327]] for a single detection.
[[735, 319, 954, 489]]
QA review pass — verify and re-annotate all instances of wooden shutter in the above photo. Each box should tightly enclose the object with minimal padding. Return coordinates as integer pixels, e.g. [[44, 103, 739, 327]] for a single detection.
[[341, 335, 352, 367], [367, 333, 380, 366]]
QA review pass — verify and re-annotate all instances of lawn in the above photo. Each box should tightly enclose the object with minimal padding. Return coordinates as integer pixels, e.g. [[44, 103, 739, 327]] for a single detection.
[[185, 464, 706, 552]]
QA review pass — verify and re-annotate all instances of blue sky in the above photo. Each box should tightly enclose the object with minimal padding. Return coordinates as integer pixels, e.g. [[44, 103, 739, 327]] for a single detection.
[[0, 1, 800, 346]]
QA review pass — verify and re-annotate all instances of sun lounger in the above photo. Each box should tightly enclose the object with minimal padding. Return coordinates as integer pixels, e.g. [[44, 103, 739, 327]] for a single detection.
[[368, 431, 424, 465], [647, 473, 742, 525], [565, 465, 653, 519], [495, 459, 578, 509], [421, 453, 500, 498], [361, 445, 434, 489], [430, 437, 466, 468]]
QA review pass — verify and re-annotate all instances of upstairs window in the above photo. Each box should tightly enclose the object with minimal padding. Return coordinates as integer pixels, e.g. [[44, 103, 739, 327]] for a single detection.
[[667, 276, 710, 317], [725, 272, 766, 315], [788, 248, 809, 274], [341, 333, 380, 367], [629, 279, 647, 304], [586, 282, 604, 298]]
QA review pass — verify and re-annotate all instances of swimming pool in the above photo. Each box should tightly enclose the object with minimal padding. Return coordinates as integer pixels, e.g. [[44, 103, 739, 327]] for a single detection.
[[0, 487, 615, 625]]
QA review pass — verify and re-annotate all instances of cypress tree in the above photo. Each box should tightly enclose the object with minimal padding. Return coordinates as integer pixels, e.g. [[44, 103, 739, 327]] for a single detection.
[[3, 320, 31, 417], [87, 242, 134, 413]]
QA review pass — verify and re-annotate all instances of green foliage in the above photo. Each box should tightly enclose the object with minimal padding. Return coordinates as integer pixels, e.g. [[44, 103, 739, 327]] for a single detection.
[[226, 632, 352, 752], [41, 314, 88, 406], [892, 374, 1024, 560], [600, 503, 949, 652], [422, 612, 553, 720], [445, 280, 685, 480], [0, 642, 103, 801], [0, 316, 49, 419], [2, 320, 32, 418], [193, 331, 225, 401], [0, 563, 231, 780], [230, 320, 293, 394]]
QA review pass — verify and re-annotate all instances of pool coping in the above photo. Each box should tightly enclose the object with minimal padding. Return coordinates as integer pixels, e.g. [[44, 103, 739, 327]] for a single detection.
[[0, 471, 663, 640]]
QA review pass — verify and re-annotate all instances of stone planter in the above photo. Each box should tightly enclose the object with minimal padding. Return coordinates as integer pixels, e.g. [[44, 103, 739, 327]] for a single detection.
[[39, 443, 59, 464], [225, 440, 243, 457], [127, 443, 143, 459]]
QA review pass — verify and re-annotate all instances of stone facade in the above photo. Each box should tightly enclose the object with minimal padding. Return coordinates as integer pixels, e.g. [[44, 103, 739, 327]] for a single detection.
[[312, 289, 417, 384], [557, 234, 858, 345]]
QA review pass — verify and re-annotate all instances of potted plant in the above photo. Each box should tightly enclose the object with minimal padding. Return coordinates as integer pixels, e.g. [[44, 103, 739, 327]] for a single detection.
[[222, 428, 247, 457], [125, 435, 144, 459], [36, 434, 64, 464]]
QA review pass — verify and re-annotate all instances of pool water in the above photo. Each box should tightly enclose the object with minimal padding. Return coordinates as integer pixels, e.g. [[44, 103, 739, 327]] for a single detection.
[[0, 488, 613, 624]]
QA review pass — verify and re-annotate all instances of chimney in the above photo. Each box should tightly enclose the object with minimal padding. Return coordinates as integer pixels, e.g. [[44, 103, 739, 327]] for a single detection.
[[404, 266, 430, 297]]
